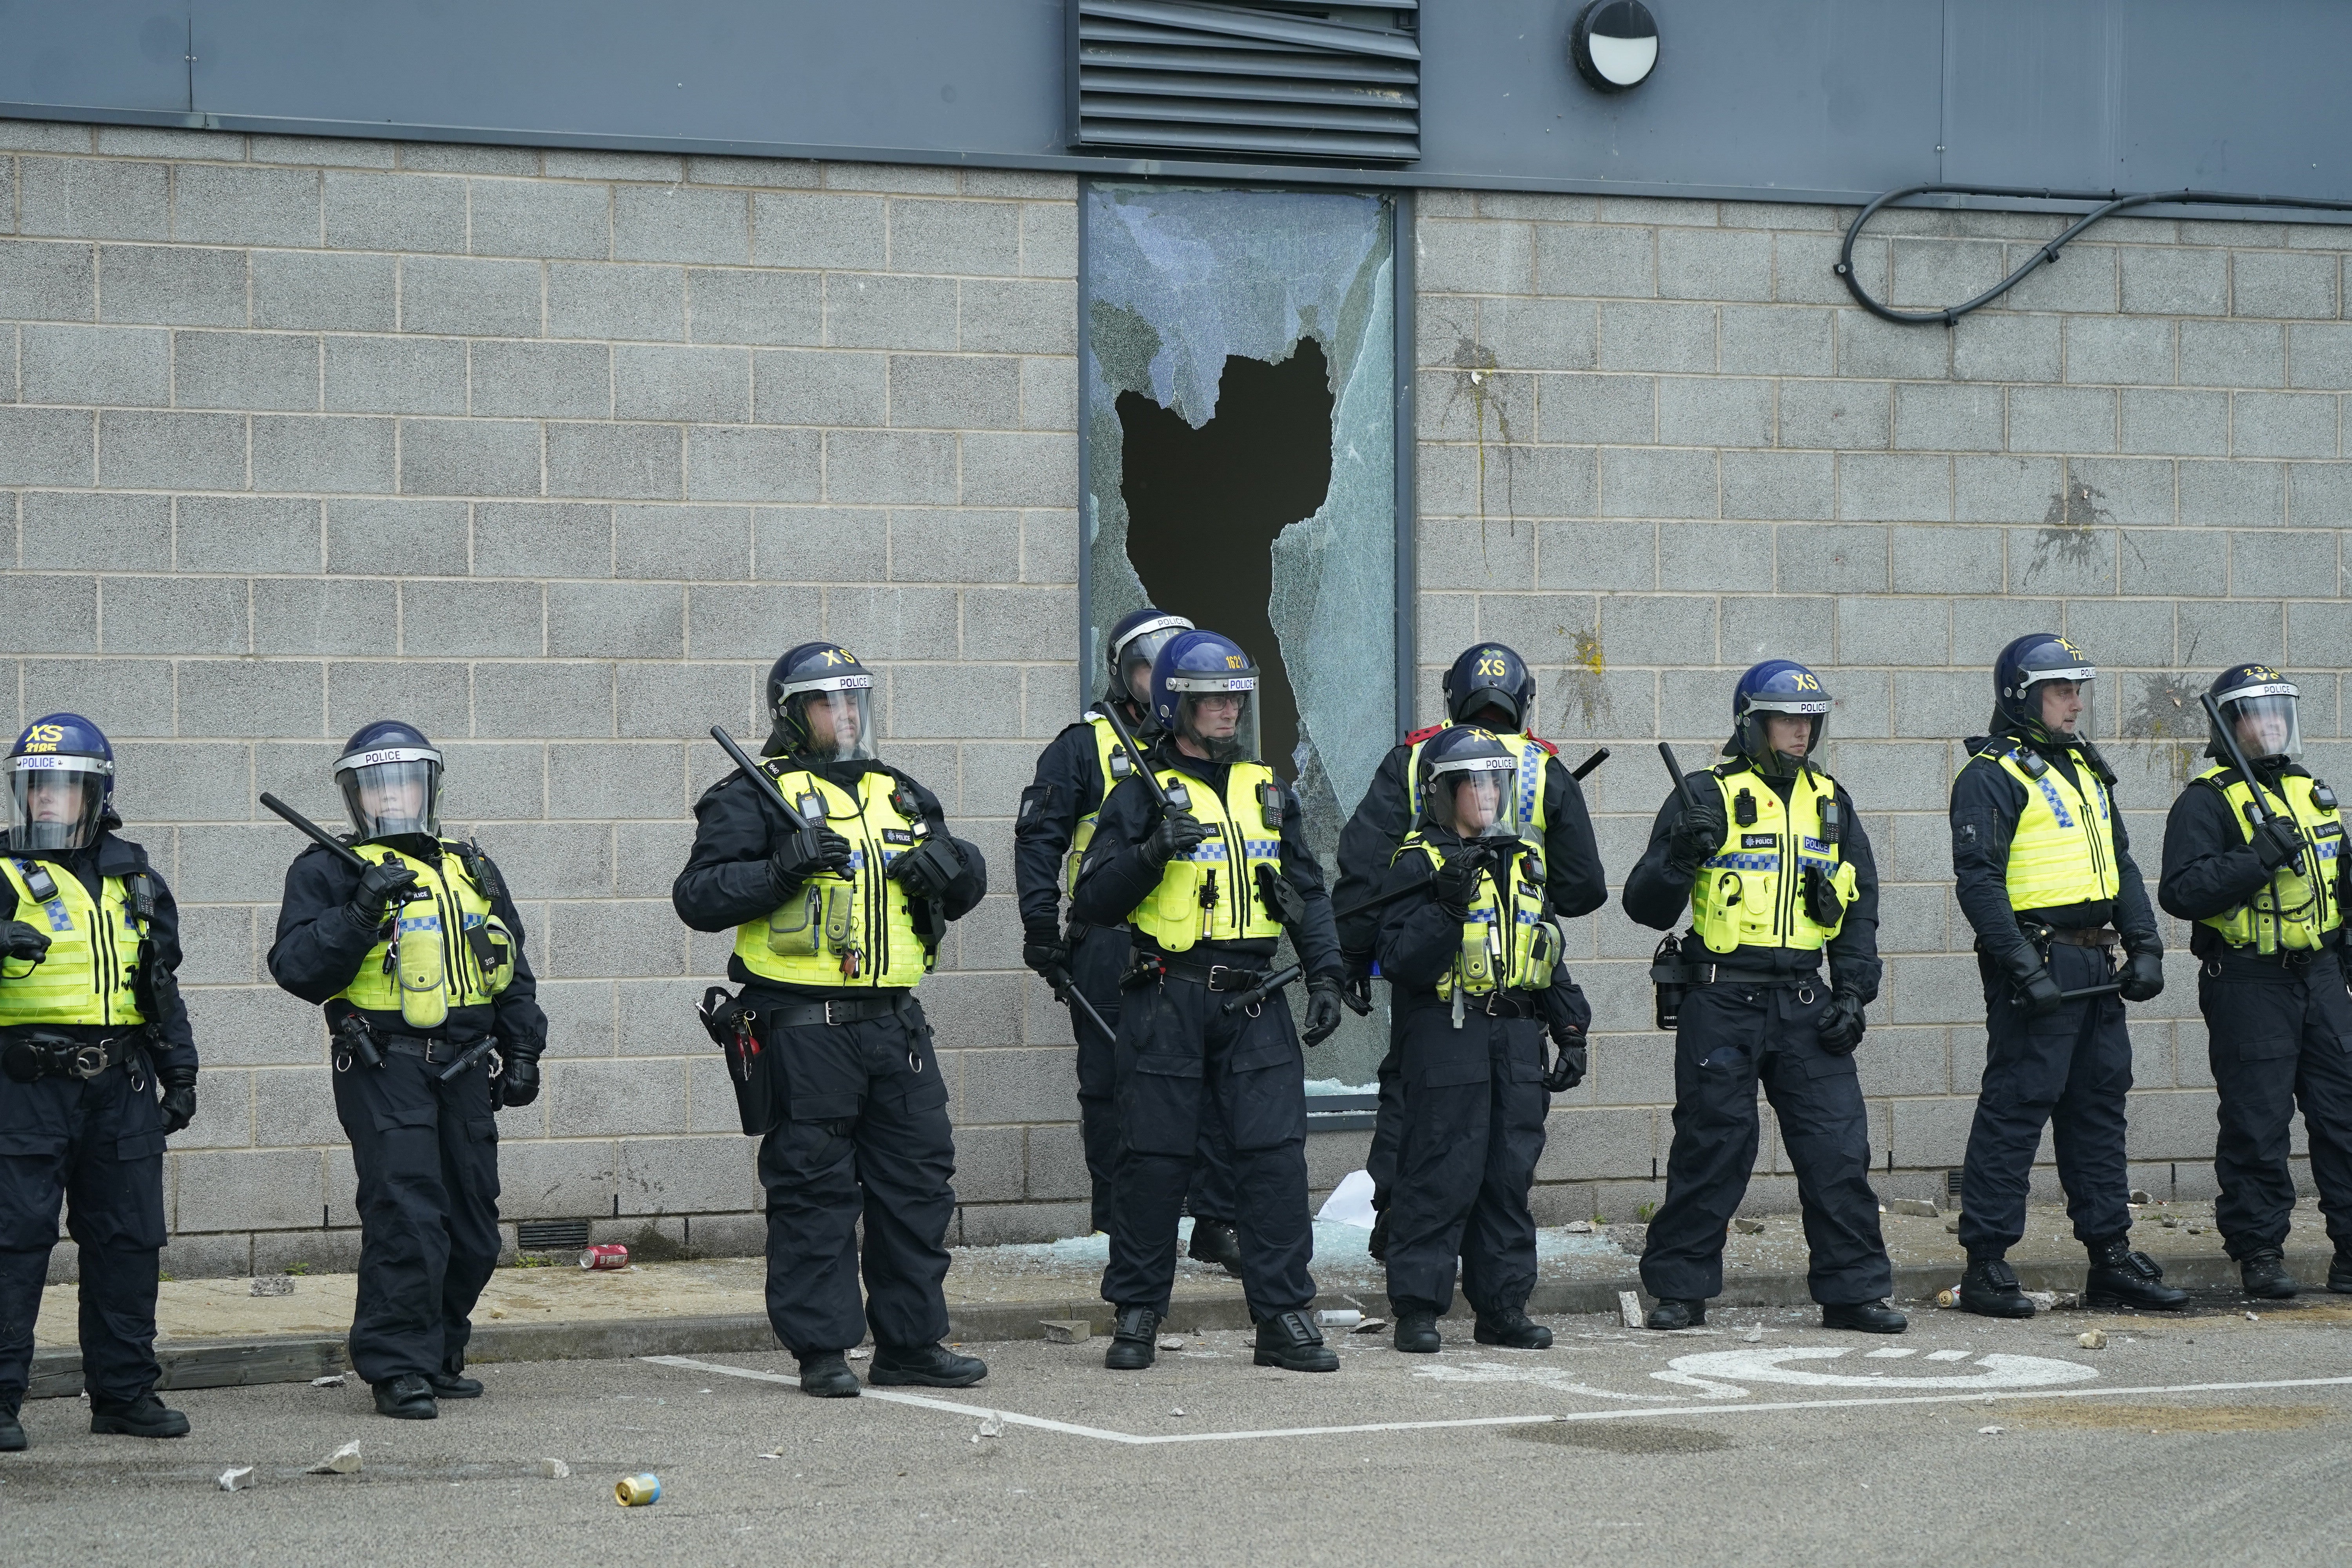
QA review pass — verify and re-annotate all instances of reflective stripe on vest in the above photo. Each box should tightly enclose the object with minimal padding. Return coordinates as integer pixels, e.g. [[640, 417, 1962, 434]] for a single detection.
[[1407, 726, 1552, 836], [2193, 764, 2345, 953], [1689, 767, 1855, 956], [1983, 745, 2120, 912], [1130, 762, 1286, 953], [0, 857, 147, 1028], [736, 768, 932, 989], [334, 842, 511, 1016], [1397, 835, 1559, 996], [1063, 715, 1138, 897]]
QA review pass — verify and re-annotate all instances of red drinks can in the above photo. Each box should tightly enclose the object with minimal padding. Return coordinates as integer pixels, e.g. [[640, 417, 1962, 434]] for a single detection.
[[580, 1244, 630, 1270]]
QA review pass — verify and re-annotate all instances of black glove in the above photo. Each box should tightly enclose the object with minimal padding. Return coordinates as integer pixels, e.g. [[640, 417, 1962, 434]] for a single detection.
[[0, 920, 50, 963], [2003, 944, 2066, 1017], [1666, 795, 1728, 878], [1817, 988, 1869, 1056], [1430, 847, 1488, 915], [1143, 811, 1211, 867], [157, 1067, 197, 1135], [2251, 817, 2307, 871], [2119, 943, 2165, 1003], [1543, 1029, 1587, 1092], [1339, 951, 1375, 1016], [348, 860, 419, 923], [1302, 978, 1345, 1047], [495, 1049, 542, 1109], [771, 826, 853, 887], [1022, 931, 1069, 978], [887, 835, 965, 901]]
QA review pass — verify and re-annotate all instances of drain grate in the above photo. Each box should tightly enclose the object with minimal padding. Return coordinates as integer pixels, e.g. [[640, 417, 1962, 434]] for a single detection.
[[515, 1219, 591, 1251], [1945, 1167, 1965, 1200]]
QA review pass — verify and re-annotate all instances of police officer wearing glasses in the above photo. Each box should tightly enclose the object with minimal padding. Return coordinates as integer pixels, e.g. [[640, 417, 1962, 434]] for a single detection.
[[1072, 630, 1348, 1374], [673, 644, 989, 1399], [2159, 665, 2352, 1299], [0, 715, 195, 1449], [268, 722, 548, 1420], [1624, 661, 1902, 1334], [1949, 635, 2182, 1317]]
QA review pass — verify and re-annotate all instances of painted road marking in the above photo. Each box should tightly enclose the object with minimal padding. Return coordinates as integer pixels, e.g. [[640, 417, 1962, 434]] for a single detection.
[[1864, 1347, 1915, 1358], [640, 1356, 2352, 1448], [1657, 1345, 2100, 1393], [1927, 1349, 1971, 1361]]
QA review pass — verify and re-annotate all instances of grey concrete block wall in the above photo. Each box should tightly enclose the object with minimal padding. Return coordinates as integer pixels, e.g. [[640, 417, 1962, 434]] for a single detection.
[[1418, 190, 2352, 1220]]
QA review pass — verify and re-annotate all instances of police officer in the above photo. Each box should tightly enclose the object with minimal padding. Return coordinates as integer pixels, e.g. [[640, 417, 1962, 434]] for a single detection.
[[1624, 661, 1903, 1334], [1949, 634, 2182, 1316], [0, 715, 194, 1448], [1072, 630, 1348, 1372], [1371, 727, 1590, 1353], [673, 644, 988, 1399], [2158, 665, 2352, 1298], [267, 722, 547, 1420], [1333, 643, 1608, 1255], [1012, 607, 1241, 1270]]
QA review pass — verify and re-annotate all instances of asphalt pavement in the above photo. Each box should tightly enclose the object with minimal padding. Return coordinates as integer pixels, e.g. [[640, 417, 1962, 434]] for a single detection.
[[9, 1287, 2351, 1566]]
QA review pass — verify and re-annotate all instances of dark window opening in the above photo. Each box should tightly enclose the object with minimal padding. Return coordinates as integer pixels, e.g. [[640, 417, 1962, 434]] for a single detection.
[[1114, 336, 1334, 778]]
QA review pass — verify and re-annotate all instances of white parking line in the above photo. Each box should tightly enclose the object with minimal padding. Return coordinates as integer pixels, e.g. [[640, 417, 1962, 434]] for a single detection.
[[640, 1356, 2352, 1448]]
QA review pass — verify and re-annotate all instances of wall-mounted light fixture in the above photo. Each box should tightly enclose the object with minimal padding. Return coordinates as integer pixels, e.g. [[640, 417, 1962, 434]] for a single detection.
[[1570, 0, 1659, 92]]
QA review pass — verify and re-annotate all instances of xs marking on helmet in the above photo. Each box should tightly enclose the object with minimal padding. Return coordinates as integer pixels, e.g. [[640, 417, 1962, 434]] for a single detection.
[[2057, 637, 2085, 659], [1477, 654, 1509, 677], [1789, 673, 1821, 691], [26, 724, 63, 744]]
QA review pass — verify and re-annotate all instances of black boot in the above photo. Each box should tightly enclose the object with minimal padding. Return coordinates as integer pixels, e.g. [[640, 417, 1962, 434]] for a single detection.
[[1254, 1310, 1339, 1372], [372, 1374, 438, 1420], [2239, 1248, 2300, 1300], [797, 1351, 861, 1398], [2331, 1250, 2352, 1295], [430, 1370, 484, 1399], [1956, 1256, 2035, 1318], [1367, 1209, 1391, 1263], [1188, 1218, 1244, 1279], [2085, 1236, 2189, 1310], [1391, 1304, 1442, 1354], [0, 1406, 24, 1452], [1104, 1307, 1160, 1371], [869, 1342, 988, 1388], [1821, 1299, 1908, 1334], [89, 1391, 190, 1439], [1474, 1306, 1553, 1348], [1644, 1297, 1705, 1330]]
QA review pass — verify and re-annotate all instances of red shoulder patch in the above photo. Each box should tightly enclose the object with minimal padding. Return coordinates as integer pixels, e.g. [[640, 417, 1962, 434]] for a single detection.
[[1526, 735, 1559, 756], [1404, 723, 1446, 745]]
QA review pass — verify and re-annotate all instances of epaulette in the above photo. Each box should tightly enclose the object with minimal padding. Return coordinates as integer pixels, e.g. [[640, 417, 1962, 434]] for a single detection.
[[1526, 735, 1559, 756], [1404, 722, 1445, 746]]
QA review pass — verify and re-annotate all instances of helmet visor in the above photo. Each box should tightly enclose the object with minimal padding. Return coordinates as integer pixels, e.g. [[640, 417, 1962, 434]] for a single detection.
[[2224, 689, 2300, 762], [338, 755, 441, 841], [4, 755, 107, 853], [1167, 674, 1258, 765], [2025, 675, 2095, 742], [1115, 623, 1189, 713], [793, 686, 876, 763], [1742, 697, 1828, 777], [1424, 753, 1522, 842]]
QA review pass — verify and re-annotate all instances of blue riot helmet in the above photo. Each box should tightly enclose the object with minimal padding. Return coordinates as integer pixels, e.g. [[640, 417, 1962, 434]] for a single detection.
[[1416, 725, 1521, 842], [1729, 659, 1831, 779], [335, 720, 443, 842], [1443, 643, 1537, 731], [1104, 607, 1194, 722], [2207, 663, 2301, 764], [767, 642, 877, 763], [4, 714, 114, 853], [1993, 632, 2097, 746], [1151, 630, 1259, 764]]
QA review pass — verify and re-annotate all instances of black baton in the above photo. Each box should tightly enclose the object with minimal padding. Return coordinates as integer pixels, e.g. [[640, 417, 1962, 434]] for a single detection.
[[1221, 963, 1302, 1016]]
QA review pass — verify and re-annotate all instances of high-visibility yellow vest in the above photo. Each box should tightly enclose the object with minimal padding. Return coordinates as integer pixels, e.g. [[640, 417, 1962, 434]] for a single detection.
[[1396, 834, 1560, 997], [2193, 763, 2345, 954], [335, 841, 515, 1029], [1978, 743, 2120, 913], [1408, 725, 1553, 835], [1131, 762, 1286, 953], [1063, 715, 1140, 897], [736, 766, 933, 989], [1689, 766, 1857, 956], [0, 857, 147, 1029]]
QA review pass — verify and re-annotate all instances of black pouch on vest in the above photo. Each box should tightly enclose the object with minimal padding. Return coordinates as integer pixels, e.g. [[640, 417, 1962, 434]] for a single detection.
[[698, 986, 782, 1136], [1253, 862, 1304, 928], [1802, 863, 1844, 928]]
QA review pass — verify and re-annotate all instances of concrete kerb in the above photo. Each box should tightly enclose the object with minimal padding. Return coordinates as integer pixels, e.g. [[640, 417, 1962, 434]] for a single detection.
[[29, 1249, 2331, 1400]]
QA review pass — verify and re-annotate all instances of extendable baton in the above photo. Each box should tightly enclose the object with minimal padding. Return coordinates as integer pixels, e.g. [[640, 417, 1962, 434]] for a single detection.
[[437, 1036, 502, 1083], [259, 792, 373, 873], [1097, 703, 1183, 819], [1657, 742, 1700, 810], [709, 726, 818, 832], [1220, 963, 1302, 1016], [1571, 746, 1609, 781], [1046, 965, 1116, 1043]]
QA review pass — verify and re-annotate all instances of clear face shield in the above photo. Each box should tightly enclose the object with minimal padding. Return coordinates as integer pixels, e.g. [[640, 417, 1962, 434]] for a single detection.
[[1425, 754, 1522, 842], [2031, 677, 2095, 744], [2225, 688, 2301, 763], [1744, 702, 1828, 778], [1116, 626, 1187, 720], [3, 757, 107, 853], [338, 753, 442, 842], [788, 679, 876, 764], [1171, 680, 1259, 765]]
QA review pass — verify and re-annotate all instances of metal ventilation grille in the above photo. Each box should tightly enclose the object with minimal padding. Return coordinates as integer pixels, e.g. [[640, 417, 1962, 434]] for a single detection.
[[1071, 1, 1421, 163]]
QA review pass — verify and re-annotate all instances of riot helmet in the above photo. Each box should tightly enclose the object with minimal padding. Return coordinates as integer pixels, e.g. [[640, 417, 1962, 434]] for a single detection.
[[1729, 660, 1830, 779], [1104, 608, 1194, 721], [336, 720, 443, 842], [1151, 630, 1259, 765], [1416, 726, 1521, 842], [766, 642, 876, 763], [1993, 632, 2096, 746], [2207, 663, 2301, 766], [1443, 643, 1536, 732], [4, 713, 114, 854]]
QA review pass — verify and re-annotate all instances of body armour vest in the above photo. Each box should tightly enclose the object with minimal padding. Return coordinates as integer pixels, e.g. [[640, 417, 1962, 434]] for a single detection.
[[336, 841, 516, 1030], [2193, 764, 2345, 954], [1408, 725, 1552, 836], [0, 857, 148, 1029], [1689, 766, 1857, 956], [1396, 834, 1561, 999], [1063, 714, 1140, 897], [1131, 761, 1286, 953], [1978, 743, 2120, 914], [737, 766, 934, 989]]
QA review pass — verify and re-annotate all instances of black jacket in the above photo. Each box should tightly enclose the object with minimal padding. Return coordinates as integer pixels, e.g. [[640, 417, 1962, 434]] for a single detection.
[[1622, 759, 1884, 1000], [2158, 759, 2343, 960], [1070, 736, 1342, 980], [0, 832, 196, 1075], [1950, 729, 2158, 958], [671, 757, 986, 1003], [267, 834, 547, 1054], [1372, 826, 1592, 1034], [1332, 730, 1607, 960], [1013, 710, 1116, 942]]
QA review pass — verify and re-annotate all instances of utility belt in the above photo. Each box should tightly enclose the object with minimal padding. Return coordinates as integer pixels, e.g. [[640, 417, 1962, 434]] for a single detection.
[[2201, 943, 2343, 983], [2039, 926, 2120, 950], [761, 991, 920, 1031], [381, 1033, 486, 1067], [1416, 988, 1544, 1019], [695, 985, 924, 1140], [1123, 948, 1272, 993], [1649, 930, 1822, 1029], [0, 1028, 147, 1084]]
